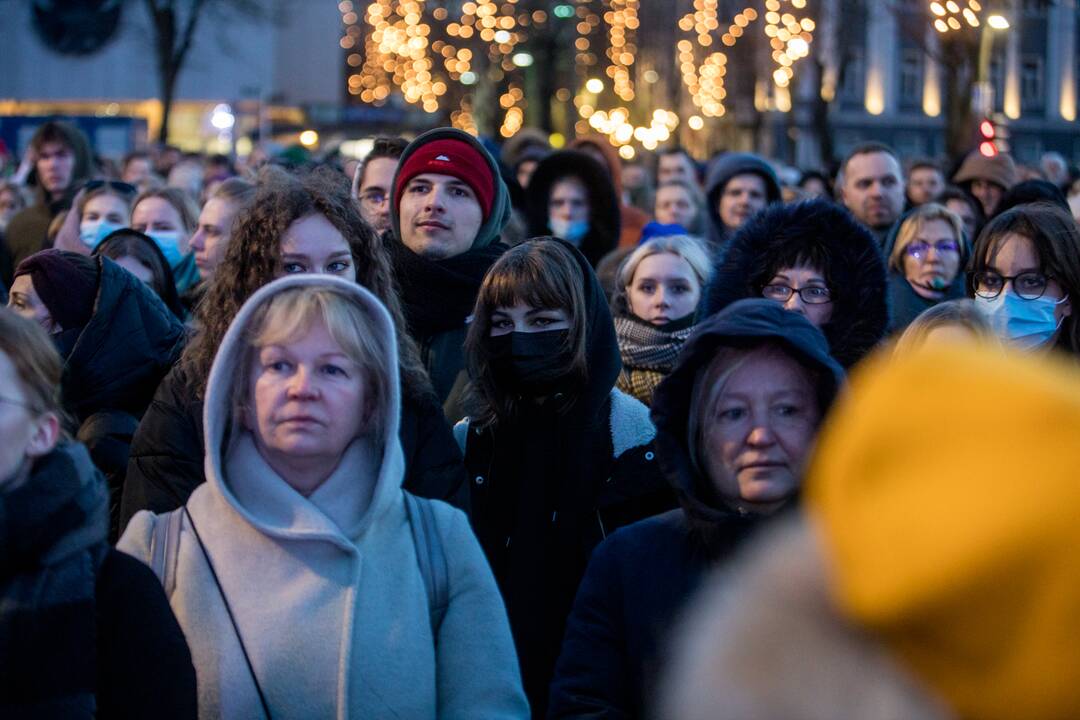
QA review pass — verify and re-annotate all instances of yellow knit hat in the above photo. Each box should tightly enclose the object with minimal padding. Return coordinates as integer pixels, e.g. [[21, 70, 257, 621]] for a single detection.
[[806, 344, 1080, 720]]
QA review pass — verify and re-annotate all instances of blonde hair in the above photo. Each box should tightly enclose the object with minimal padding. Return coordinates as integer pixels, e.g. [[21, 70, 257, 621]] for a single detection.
[[888, 203, 964, 273], [233, 286, 393, 447], [893, 299, 997, 355], [612, 234, 712, 317]]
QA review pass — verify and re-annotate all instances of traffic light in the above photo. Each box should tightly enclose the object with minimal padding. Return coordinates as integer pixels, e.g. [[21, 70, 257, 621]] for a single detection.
[[978, 118, 997, 157]]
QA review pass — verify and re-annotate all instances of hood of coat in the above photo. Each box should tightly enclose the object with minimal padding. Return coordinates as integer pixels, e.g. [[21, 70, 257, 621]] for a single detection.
[[704, 152, 782, 244], [64, 256, 186, 421], [389, 127, 513, 251], [525, 150, 622, 267], [568, 135, 626, 198], [702, 199, 889, 368], [650, 298, 844, 526], [202, 274, 405, 543]]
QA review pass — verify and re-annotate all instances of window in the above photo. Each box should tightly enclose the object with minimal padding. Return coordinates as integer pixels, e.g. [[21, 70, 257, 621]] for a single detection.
[[899, 48, 923, 108], [841, 48, 865, 104], [1021, 55, 1044, 110], [1021, 0, 1049, 17]]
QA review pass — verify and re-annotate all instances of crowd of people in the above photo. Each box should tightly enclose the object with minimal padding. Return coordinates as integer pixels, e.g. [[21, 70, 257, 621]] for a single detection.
[[3, 116, 1080, 719]]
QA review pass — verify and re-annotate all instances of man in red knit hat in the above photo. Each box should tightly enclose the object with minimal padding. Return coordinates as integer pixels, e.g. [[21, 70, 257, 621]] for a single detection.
[[387, 127, 512, 419]]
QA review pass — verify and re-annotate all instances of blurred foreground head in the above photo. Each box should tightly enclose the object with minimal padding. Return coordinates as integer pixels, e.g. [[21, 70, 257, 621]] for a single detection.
[[660, 343, 1080, 720]]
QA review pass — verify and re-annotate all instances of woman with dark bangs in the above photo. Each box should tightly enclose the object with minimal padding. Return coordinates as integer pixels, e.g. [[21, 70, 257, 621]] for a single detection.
[[456, 237, 671, 717], [119, 166, 469, 531]]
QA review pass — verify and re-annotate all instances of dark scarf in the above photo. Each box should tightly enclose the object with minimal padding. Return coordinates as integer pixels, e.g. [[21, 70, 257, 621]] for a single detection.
[[0, 443, 109, 718], [615, 313, 697, 404], [386, 236, 507, 340]]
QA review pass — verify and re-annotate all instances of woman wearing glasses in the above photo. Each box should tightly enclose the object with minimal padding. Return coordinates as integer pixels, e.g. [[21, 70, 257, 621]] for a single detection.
[[702, 199, 888, 368], [885, 204, 968, 333], [970, 202, 1080, 353]]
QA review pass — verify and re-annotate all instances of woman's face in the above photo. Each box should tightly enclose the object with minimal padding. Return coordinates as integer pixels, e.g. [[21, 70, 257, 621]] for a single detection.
[[982, 232, 1072, 326], [490, 301, 571, 336], [7, 276, 57, 333], [762, 265, 833, 328], [0, 349, 58, 487], [970, 179, 1004, 217], [627, 252, 701, 325], [901, 218, 962, 296], [82, 193, 129, 226], [276, 214, 356, 281], [549, 177, 590, 224], [132, 197, 190, 254], [246, 318, 369, 496], [654, 185, 696, 228], [113, 255, 156, 287], [701, 348, 820, 512]]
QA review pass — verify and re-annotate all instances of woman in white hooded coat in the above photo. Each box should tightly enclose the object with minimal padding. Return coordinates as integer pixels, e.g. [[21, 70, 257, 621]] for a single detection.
[[119, 274, 529, 719]]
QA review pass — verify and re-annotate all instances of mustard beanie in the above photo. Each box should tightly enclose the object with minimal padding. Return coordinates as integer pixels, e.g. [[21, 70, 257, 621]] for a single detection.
[[806, 344, 1080, 720]]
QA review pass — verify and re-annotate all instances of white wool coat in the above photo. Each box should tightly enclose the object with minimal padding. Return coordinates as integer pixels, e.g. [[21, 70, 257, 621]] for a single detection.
[[119, 274, 529, 719]]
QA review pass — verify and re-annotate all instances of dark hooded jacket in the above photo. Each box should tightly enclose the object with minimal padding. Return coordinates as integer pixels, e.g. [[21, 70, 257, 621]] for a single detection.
[[456, 239, 672, 718], [703, 152, 782, 250], [386, 127, 512, 419], [702, 199, 889, 368], [568, 136, 649, 249], [525, 150, 622, 268], [54, 256, 186, 536], [548, 299, 844, 719], [93, 228, 187, 321], [5, 122, 95, 266], [883, 207, 969, 334]]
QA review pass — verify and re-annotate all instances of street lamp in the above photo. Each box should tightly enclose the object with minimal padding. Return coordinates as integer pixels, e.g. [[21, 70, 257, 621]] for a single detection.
[[974, 2, 1011, 117]]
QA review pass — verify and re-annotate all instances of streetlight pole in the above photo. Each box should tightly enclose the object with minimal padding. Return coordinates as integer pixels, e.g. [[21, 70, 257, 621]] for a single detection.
[[973, 6, 1011, 117]]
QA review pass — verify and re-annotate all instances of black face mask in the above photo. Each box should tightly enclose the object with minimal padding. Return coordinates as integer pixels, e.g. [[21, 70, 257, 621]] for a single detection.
[[488, 329, 575, 396]]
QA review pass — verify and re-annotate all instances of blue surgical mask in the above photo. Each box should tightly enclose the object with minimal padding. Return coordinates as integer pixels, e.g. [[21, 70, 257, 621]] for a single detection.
[[549, 217, 590, 245], [79, 220, 123, 249], [976, 291, 1069, 351], [146, 230, 184, 267]]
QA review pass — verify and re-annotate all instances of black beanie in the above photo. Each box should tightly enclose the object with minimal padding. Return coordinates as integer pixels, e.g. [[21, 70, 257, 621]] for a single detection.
[[14, 250, 99, 331]]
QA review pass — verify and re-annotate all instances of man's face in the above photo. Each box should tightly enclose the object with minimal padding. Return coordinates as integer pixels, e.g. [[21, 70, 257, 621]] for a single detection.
[[123, 157, 152, 185], [398, 173, 484, 260], [658, 153, 696, 184], [718, 173, 768, 230], [35, 141, 75, 197], [907, 167, 944, 206], [357, 156, 398, 234], [841, 152, 905, 231]]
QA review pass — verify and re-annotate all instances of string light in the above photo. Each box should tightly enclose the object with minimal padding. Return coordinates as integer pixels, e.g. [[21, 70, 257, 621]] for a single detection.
[[604, 0, 639, 102], [679, 0, 731, 117], [932, 0, 987, 32]]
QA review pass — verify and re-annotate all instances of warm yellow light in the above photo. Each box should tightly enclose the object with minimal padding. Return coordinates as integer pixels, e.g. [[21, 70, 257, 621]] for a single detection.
[[688, 115, 704, 130], [930, 2, 946, 15], [934, 18, 949, 31], [945, 0, 960, 12], [585, 78, 604, 93], [987, 13, 1009, 29], [618, 145, 635, 160], [947, 16, 961, 29], [299, 130, 319, 147]]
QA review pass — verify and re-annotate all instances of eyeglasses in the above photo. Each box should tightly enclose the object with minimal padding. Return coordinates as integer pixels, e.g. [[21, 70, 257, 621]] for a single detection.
[[761, 284, 832, 304], [973, 271, 1055, 300], [904, 240, 960, 257], [358, 190, 388, 208], [83, 179, 138, 197]]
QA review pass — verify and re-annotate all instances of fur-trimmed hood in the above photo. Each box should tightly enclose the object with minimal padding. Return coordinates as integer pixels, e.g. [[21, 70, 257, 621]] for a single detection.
[[701, 199, 889, 368]]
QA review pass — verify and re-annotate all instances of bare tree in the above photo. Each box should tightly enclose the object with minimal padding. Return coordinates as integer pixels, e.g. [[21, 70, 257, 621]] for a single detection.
[[142, 0, 264, 143]]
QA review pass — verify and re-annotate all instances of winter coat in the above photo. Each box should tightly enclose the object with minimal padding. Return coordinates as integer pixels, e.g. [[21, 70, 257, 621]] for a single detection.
[[549, 299, 845, 719], [4, 124, 95, 266], [703, 152, 781, 250], [454, 240, 673, 717], [118, 358, 470, 534], [1, 442, 196, 720], [59, 256, 186, 536], [525, 151, 622, 267], [568, 136, 650, 249], [118, 274, 529, 719], [702, 199, 889, 368]]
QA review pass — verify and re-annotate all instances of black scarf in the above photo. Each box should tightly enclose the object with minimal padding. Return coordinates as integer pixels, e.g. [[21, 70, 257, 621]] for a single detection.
[[386, 237, 507, 340], [0, 443, 109, 718]]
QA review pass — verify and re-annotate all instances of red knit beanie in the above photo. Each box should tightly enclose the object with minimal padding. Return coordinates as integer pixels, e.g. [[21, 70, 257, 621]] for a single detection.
[[394, 138, 495, 220], [14, 250, 99, 332]]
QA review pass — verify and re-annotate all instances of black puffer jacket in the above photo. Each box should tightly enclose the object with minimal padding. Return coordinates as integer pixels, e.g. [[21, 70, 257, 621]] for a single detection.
[[60, 256, 186, 535], [702, 199, 889, 368], [118, 362, 470, 533], [548, 299, 845, 719], [525, 150, 622, 267], [457, 239, 672, 718], [703, 152, 782, 250]]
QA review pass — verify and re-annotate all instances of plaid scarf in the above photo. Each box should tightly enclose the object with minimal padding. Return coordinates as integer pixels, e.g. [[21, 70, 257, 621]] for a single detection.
[[0, 443, 109, 718], [614, 314, 696, 405]]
